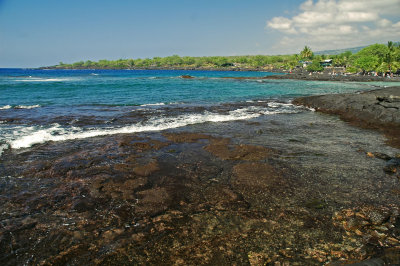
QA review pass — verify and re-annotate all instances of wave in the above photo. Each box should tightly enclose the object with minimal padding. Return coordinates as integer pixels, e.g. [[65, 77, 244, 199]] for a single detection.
[[140, 103, 166, 107], [7, 109, 258, 149], [138, 102, 184, 107], [1, 104, 302, 151], [14, 77, 76, 82], [0, 104, 41, 110], [0, 105, 12, 110], [267, 102, 294, 108], [14, 104, 41, 109]]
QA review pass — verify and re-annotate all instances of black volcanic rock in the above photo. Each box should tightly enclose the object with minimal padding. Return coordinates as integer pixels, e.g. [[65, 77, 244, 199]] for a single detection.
[[293, 87, 400, 148]]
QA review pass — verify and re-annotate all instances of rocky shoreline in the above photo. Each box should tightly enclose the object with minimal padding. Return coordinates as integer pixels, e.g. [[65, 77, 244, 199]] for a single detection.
[[219, 69, 400, 82], [1, 86, 400, 265], [264, 72, 400, 82], [1, 114, 400, 265], [293, 86, 400, 149]]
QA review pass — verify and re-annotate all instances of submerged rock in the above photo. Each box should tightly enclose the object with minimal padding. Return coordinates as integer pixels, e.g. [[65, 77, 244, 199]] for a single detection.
[[132, 160, 160, 176], [180, 75, 195, 79], [163, 132, 211, 143], [204, 138, 275, 161], [383, 158, 400, 175], [1, 123, 399, 265], [135, 187, 172, 216]]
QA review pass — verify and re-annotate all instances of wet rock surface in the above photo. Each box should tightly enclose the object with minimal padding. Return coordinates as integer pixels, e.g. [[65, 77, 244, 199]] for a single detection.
[[1, 116, 400, 265], [293, 87, 400, 149]]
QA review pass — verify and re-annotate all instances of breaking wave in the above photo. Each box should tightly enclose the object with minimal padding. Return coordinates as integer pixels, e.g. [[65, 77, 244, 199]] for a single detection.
[[140, 103, 166, 107], [13, 77, 78, 82], [0, 104, 41, 110], [0, 105, 12, 110], [14, 104, 41, 109], [1, 104, 301, 151]]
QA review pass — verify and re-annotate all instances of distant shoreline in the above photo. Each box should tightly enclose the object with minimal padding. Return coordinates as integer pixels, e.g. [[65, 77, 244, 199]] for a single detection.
[[37, 67, 400, 82], [39, 66, 277, 72]]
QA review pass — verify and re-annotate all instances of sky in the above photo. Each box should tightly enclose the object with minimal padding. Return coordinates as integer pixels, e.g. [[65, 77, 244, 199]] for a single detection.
[[0, 0, 399, 68]]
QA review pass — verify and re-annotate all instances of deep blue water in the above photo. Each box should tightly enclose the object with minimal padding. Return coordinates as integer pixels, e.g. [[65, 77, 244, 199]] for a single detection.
[[0, 68, 396, 153]]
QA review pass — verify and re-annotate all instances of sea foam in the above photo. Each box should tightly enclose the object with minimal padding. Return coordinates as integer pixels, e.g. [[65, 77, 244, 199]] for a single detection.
[[14, 77, 76, 82], [140, 103, 166, 107], [0, 105, 12, 110], [14, 104, 41, 109], [8, 108, 259, 149], [0, 104, 41, 110], [3, 104, 300, 151]]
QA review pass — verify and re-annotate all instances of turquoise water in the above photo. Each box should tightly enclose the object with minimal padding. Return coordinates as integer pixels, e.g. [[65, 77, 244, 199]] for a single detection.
[[0, 69, 391, 107], [0, 68, 396, 153]]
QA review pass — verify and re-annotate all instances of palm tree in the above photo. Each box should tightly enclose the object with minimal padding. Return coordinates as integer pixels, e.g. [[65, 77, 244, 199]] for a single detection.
[[286, 55, 299, 72], [386, 41, 395, 75], [300, 46, 313, 59]]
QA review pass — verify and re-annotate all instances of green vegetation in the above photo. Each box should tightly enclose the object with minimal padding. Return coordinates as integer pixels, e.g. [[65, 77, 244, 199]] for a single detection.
[[307, 60, 324, 72], [49, 54, 296, 70], [49, 41, 400, 75], [300, 46, 313, 60]]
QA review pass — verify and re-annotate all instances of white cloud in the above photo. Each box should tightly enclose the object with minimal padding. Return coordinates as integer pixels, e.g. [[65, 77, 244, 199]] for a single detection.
[[267, 17, 296, 34], [266, 0, 400, 52], [377, 18, 391, 27]]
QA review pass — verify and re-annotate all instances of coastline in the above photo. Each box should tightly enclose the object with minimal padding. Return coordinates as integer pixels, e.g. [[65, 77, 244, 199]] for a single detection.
[[293, 86, 400, 149], [1, 70, 400, 265], [256, 72, 400, 82], [41, 66, 400, 82]]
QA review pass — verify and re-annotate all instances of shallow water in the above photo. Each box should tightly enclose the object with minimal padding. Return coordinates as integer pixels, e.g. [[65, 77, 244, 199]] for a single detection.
[[0, 69, 394, 155]]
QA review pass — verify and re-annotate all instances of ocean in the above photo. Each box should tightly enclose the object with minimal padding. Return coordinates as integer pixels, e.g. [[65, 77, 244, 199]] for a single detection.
[[0, 68, 393, 154]]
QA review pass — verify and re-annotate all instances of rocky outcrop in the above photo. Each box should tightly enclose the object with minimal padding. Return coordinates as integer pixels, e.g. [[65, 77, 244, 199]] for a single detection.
[[293, 87, 400, 148]]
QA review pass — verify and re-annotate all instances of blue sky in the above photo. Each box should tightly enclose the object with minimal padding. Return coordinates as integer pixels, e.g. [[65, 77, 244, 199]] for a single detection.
[[1, 0, 399, 67]]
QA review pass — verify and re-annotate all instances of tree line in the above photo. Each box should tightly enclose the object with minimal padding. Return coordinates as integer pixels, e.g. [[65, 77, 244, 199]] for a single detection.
[[50, 41, 400, 75], [300, 41, 400, 75]]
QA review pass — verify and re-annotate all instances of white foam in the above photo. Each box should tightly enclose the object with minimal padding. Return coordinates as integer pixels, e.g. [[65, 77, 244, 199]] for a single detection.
[[5, 108, 258, 150], [267, 102, 294, 108], [15, 78, 75, 82], [0, 104, 41, 110], [140, 103, 166, 107], [3, 105, 300, 151], [0, 105, 12, 110], [14, 104, 41, 109]]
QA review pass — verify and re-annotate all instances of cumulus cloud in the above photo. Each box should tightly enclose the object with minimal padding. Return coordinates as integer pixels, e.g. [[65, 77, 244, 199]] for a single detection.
[[266, 0, 400, 52]]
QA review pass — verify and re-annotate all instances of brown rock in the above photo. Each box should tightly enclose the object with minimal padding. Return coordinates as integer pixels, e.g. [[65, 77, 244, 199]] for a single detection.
[[180, 75, 194, 79], [133, 160, 160, 176], [71, 198, 94, 212], [205, 138, 274, 161], [232, 162, 280, 191], [163, 132, 211, 143], [135, 187, 172, 216]]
